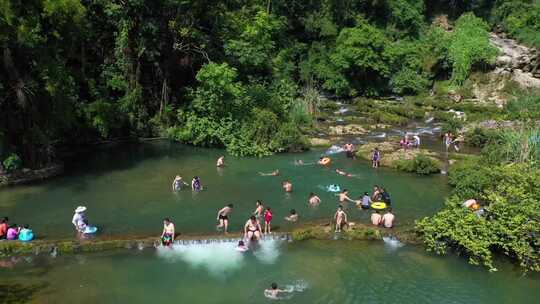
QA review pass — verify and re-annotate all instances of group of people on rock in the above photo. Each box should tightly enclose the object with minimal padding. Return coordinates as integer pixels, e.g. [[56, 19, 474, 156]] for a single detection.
[[399, 133, 421, 150], [0, 217, 34, 241]]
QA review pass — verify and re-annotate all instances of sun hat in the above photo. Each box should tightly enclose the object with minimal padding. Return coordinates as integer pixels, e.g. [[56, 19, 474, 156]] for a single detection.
[[75, 206, 87, 213]]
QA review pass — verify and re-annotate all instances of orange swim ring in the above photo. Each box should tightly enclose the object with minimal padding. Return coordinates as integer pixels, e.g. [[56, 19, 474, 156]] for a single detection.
[[319, 157, 332, 165]]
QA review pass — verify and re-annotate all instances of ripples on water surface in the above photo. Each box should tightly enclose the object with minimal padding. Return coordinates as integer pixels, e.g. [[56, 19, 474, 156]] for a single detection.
[[1, 240, 538, 303]]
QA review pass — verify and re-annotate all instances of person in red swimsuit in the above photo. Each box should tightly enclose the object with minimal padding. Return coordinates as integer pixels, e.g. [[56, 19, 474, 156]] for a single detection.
[[264, 207, 273, 234]]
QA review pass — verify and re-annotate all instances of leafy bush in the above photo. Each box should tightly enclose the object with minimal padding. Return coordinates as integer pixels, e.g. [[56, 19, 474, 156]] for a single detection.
[[417, 163, 540, 272], [465, 127, 498, 148], [441, 118, 463, 134], [448, 13, 498, 85], [3, 153, 22, 172], [506, 93, 540, 121], [395, 154, 440, 175]]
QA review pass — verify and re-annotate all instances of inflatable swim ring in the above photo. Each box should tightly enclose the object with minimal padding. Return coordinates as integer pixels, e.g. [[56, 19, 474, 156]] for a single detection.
[[320, 157, 331, 165], [326, 185, 341, 193], [18, 231, 34, 242], [371, 202, 387, 210], [236, 247, 249, 252], [84, 226, 98, 234]]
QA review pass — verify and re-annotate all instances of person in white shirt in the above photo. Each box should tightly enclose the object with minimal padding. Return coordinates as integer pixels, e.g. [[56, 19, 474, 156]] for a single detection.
[[72, 206, 87, 232]]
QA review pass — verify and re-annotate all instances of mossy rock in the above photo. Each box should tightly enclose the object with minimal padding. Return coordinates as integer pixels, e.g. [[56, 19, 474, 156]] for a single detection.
[[309, 138, 332, 147], [344, 226, 383, 240], [291, 226, 332, 241]]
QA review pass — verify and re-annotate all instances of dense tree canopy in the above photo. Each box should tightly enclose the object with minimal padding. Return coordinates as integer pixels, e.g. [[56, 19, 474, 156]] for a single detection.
[[0, 0, 535, 167]]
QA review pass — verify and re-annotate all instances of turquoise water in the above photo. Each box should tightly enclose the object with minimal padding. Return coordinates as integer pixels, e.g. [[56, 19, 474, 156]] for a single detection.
[[0, 141, 448, 238], [1, 240, 538, 303], [0, 141, 449, 238]]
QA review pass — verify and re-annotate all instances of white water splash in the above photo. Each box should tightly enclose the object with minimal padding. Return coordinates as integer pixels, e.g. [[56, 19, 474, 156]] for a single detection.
[[253, 238, 282, 264], [382, 236, 404, 249], [325, 145, 344, 155], [157, 240, 245, 277]]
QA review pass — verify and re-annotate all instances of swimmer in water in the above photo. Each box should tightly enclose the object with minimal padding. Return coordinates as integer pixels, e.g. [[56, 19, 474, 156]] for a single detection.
[[334, 205, 348, 232], [264, 282, 290, 299], [216, 204, 234, 233], [244, 215, 263, 241], [216, 156, 225, 167], [253, 200, 264, 220], [308, 192, 321, 205], [335, 168, 353, 177], [337, 189, 354, 203], [285, 209, 299, 222], [259, 169, 280, 176], [236, 240, 248, 252], [172, 175, 188, 191], [191, 176, 203, 191], [282, 180, 292, 193]]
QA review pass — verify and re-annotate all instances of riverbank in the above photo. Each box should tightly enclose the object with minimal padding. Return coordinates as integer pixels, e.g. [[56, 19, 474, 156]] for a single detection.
[[0, 164, 64, 188]]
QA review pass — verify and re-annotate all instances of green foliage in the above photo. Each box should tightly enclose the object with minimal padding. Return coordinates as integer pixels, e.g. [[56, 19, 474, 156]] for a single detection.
[[448, 13, 498, 85], [225, 11, 284, 67], [330, 17, 391, 96], [417, 163, 540, 272], [493, 0, 540, 48], [441, 118, 463, 134], [394, 154, 440, 175], [483, 127, 540, 166], [506, 93, 540, 121], [465, 127, 498, 148], [3, 154, 22, 172], [2, 0, 537, 166], [191, 62, 247, 117]]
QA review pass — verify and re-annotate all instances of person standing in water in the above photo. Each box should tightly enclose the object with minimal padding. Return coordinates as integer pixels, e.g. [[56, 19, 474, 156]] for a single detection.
[[334, 205, 348, 232], [216, 156, 225, 167], [371, 147, 380, 168], [337, 189, 354, 203], [161, 218, 175, 246], [380, 188, 392, 206], [172, 175, 188, 191], [72, 206, 87, 232], [244, 215, 263, 241], [216, 204, 234, 233], [282, 180, 292, 193], [308, 193, 321, 205], [371, 210, 382, 226], [264, 207, 273, 234], [371, 185, 382, 201], [253, 200, 264, 220], [357, 192, 372, 209], [191, 176, 203, 191], [382, 208, 395, 228]]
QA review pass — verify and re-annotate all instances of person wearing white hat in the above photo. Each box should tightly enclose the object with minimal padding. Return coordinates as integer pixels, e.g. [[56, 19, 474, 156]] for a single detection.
[[72, 206, 87, 232]]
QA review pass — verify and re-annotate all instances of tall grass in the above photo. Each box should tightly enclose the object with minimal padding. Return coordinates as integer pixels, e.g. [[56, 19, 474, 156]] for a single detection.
[[494, 127, 540, 165]]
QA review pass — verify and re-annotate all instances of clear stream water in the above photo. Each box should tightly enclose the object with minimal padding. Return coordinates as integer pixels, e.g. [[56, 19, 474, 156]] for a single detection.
[[0, 141, 449, 238], [0, 142, 538, 303], [1, 240, 538, 303]]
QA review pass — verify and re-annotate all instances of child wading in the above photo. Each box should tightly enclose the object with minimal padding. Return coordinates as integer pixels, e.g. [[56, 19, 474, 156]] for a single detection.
[[264, 207, 273, 233]]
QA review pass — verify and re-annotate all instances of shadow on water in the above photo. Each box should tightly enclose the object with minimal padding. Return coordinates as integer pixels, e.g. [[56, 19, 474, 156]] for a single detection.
[[0, 282, 48, 304]]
